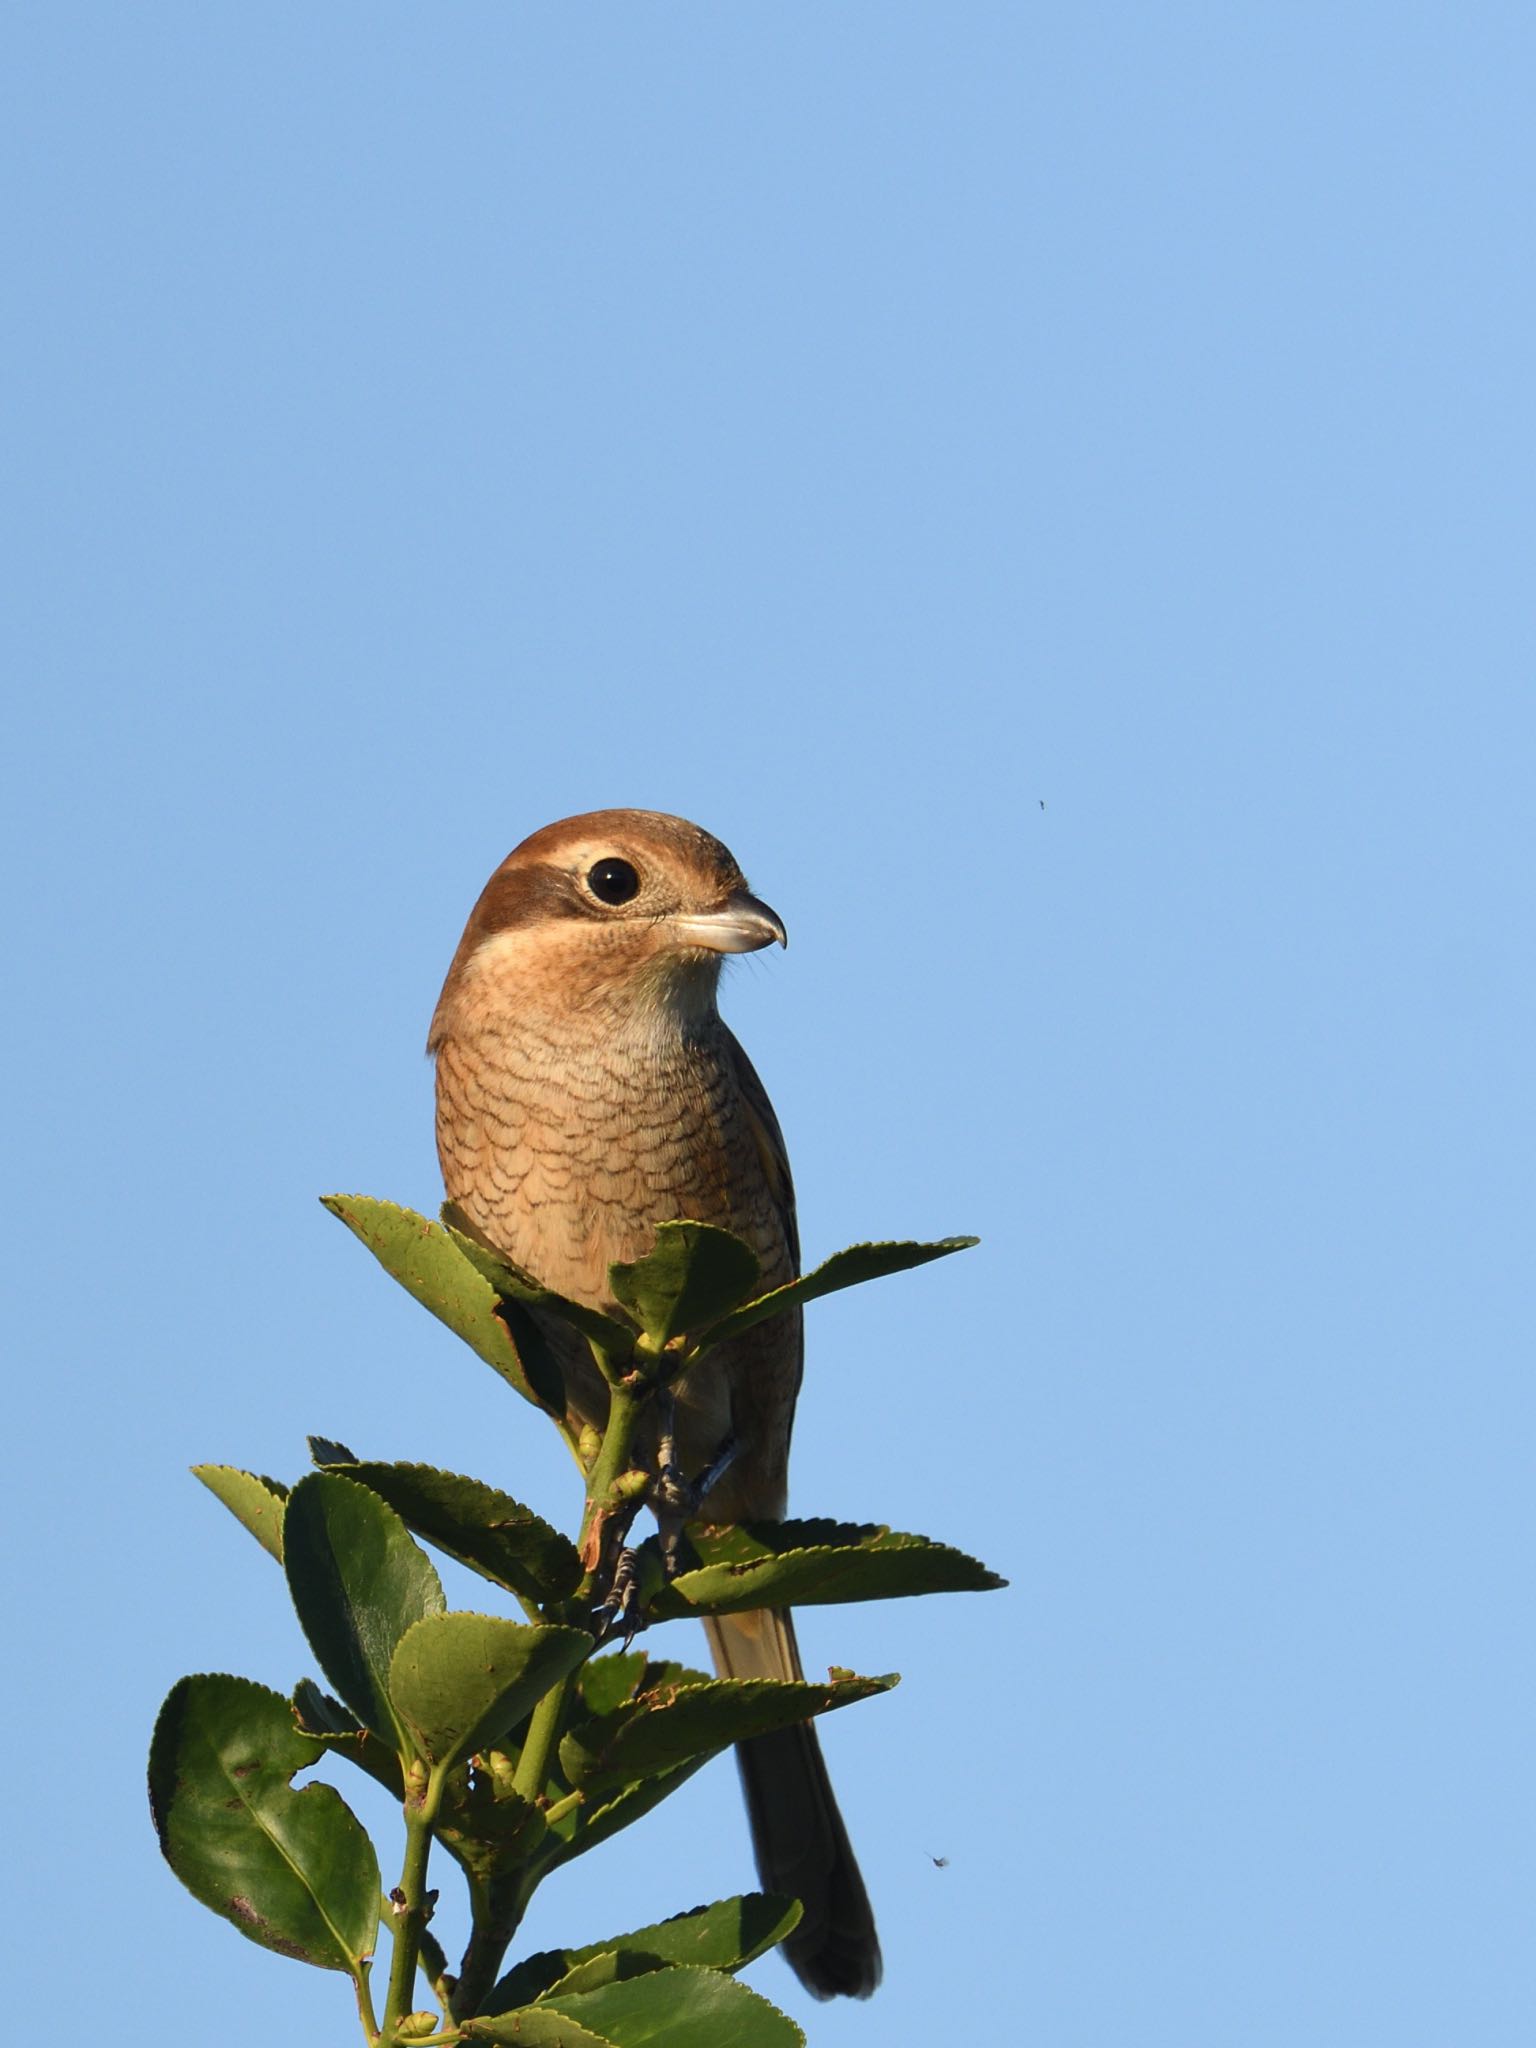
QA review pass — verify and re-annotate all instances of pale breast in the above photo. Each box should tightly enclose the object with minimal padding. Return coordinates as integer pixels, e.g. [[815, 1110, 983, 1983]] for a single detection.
[[436, 1016, 793, 1309], [436, 1001, 801, 1513]]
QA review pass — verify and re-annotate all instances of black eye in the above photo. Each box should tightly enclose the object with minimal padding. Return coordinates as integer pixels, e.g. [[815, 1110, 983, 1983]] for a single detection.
[[587, 856, 641, 906]]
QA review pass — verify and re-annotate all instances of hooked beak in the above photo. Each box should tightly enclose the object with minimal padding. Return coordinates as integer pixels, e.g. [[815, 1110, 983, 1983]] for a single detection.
[[669, 889, 788, 955]]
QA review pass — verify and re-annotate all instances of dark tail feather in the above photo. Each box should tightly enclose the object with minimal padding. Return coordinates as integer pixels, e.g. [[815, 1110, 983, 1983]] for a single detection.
[[705, 1609, 881, 2000], [734, 1719, 881, 1999]]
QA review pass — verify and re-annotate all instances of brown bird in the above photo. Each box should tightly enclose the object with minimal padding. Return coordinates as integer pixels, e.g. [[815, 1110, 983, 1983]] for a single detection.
[[428, 808, 880, 2000]]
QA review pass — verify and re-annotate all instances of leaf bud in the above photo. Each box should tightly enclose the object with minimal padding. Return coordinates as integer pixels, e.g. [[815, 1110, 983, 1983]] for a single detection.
[[485, 1748, 519, 1798]]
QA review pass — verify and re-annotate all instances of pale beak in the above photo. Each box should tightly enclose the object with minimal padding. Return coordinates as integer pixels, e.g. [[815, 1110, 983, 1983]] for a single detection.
[[669, 889, 788, 954]]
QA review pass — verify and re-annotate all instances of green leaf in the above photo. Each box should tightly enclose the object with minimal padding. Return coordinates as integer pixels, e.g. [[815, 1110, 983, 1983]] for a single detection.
[[283, 1472, 444, 1753], [559, 1671, 896, 1795], [489, 1893, 802, 2010], [467, 1966, 806, 2045], [322, 1193, 567, 1414], [193, 1466, 288, 1562], [608, 1222, 761, 1348], [149, 1675, 379, 1974], [462, 2008, 617, 2047], [540, 1966, 803, 2048], [388, 1614, 591, 1772], [538, 1759, 711, 1872], [576, 1651, 712, 1717], [701, 1235, 979, 1349], [308, 1458, 584, 1604], [442, 1201, 639, 1360], [528, 1658, 730, 1873], [541, 1952, 642, 1998], [308, 1435, 357, 1466], [646, 1520, 1008, 1617], [291, 1681, 406, 1800]]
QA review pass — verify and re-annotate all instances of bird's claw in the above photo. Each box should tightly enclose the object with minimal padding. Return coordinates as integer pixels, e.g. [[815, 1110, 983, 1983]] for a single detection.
[[592, 1546, 644, 1645]]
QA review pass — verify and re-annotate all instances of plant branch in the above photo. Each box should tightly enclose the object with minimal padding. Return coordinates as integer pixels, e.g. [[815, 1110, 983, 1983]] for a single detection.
[[574, 1370, 648, 1578], [381, 1761, 447, 2043], [452, 1864, 538, 2021], [353, 1961, 382, 2045], [450, 1359, 651, 2020]]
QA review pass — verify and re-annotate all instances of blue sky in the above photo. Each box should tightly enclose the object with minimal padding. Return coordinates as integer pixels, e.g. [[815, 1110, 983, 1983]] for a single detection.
[[6, 6, 1533, 2043]]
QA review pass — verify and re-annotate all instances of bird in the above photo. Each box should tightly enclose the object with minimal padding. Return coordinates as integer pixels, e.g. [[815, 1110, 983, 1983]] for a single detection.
[[428, 808, 880, 2001]]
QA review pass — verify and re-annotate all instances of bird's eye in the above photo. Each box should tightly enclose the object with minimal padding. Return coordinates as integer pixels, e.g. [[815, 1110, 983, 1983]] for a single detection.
[[587, 856, 641, 906]]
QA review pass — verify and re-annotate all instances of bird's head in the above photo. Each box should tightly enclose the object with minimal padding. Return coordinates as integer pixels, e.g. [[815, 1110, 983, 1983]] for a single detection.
[[429, 808, 786, 1044]]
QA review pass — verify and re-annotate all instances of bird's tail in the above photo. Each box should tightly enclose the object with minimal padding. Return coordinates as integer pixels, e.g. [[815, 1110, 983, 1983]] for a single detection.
[[703, 1607, 881, 2000]]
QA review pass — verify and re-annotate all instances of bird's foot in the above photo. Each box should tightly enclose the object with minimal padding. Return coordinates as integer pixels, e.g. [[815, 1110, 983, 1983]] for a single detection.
[[652, 1391, 688, 1516], [592, 1546, 644, 1646], [652, 1432, 739, 1579]]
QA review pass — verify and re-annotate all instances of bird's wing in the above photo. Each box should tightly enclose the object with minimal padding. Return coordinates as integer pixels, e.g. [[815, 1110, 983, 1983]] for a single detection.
[[724, 1026, 800, 1275]]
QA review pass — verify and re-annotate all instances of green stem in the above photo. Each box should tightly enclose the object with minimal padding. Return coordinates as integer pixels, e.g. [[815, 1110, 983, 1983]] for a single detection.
[[418, 1925, 454, 2017], [576, 1376, 645, 1577], [354, 1962, 382, 2044], [381, 1762, 447, 2043], [425, 1355, 659, 2029], [513, 1670, 575, 1804], [451, 1366, 653, 2022], [584, 1377, 641, 1507], [452, 1867, 538, 2021]]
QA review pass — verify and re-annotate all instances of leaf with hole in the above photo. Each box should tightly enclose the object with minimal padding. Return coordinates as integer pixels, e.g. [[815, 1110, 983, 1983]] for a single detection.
[[149, 1675, 379, 1975]]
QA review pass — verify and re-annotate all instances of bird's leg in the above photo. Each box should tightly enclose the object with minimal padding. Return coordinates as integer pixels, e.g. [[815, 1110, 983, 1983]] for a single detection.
[[650, 1410, 740, 1580], [653, 1389, 685, 1509], [592, 1536, 645, 1645], [649, 1388, 691, 1581], [690, 1431, 738, 1508]]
